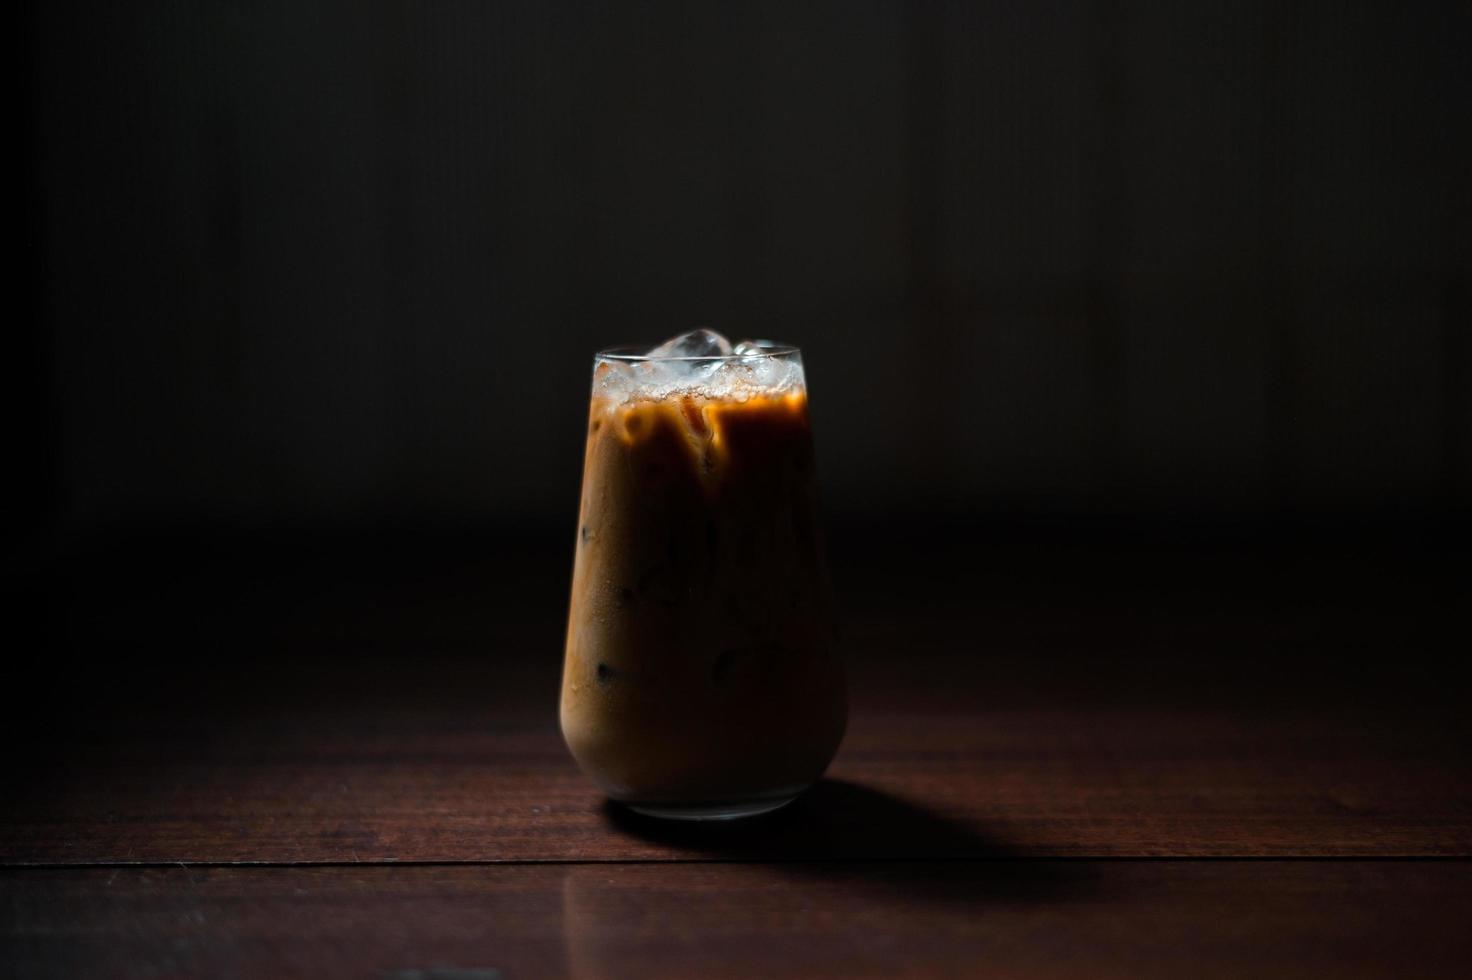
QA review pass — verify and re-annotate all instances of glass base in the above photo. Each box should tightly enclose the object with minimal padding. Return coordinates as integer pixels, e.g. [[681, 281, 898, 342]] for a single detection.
[[624, 793, 801, 822]]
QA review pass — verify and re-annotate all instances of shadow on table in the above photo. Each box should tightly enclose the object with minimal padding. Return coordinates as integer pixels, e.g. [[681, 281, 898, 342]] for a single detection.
[[602, 778, 1097, 906]]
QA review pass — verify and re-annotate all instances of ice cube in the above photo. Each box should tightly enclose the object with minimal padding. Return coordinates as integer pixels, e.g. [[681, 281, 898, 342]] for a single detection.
[[733, 338, 793, 389], [607, 329, 799, 400], [593, 357, 638, 398], [648, 328, 734, 360], [733, 339, 779, 357]]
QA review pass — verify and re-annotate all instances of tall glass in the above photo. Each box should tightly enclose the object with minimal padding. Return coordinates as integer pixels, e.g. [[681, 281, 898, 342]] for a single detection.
[[560, 343, 846, 820]]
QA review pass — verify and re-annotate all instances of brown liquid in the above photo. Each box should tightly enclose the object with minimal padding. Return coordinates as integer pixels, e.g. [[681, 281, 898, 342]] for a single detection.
[[560, 388, 846, 807]]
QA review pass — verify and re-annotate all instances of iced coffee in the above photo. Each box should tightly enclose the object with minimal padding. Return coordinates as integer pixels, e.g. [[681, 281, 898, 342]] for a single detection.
[[561, 330, 846, 820]]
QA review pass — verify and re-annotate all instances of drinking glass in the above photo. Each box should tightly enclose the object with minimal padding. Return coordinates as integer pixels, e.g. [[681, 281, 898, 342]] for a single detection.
[[560, 343, 846, 820]]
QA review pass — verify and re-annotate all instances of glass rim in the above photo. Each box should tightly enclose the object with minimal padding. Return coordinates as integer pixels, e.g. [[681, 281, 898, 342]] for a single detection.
[[595, 342, 801, 363]]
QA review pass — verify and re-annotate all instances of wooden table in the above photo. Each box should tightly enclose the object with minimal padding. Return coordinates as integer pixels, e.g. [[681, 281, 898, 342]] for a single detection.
[[4, 531, 1470, 977]]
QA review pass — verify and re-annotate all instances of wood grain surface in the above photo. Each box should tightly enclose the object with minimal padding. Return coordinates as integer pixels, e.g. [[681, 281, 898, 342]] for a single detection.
[[5, 537, 1468, 976], [6, 862, 1472, 979], [9, 539, 1469, 866], [5, 701, 1470, 865]]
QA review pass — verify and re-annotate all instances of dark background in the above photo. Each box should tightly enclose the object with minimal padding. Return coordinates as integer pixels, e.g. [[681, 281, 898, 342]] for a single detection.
[[14, 1, 1472, 751], [25, 0, 1470, 552]]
